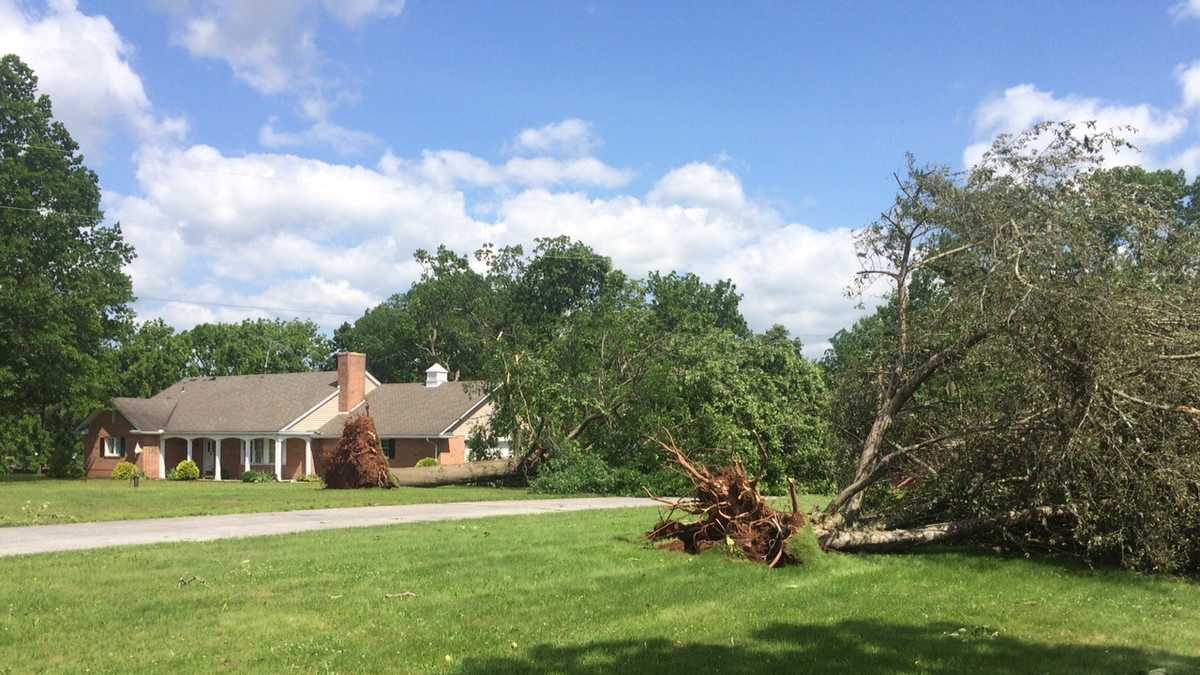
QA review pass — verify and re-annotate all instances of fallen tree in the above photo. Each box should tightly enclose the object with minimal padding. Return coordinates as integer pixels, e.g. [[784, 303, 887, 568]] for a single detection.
[[813, 124, 1200, 573], [652, 124, 1200, 572], [324, 415, 395, 489], [646, 440, 804, 567], [389, 458, 518, 487]]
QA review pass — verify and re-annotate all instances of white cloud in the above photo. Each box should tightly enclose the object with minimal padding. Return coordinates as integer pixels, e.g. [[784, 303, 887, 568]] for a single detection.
[[319, 0, 403, 27], [259, 117, 379, 155], [648, 162, 747, 211], [162, 0, 399, 98], [963, 84, 1188, 168], [10, 5, 866, 352], [0, 0, 186, 158], [1170, 0, 1200, 21], [502, 156, 632, 189], [160, 0, 396, 152], [113, 143, 865, 352], [510, 119, 597, 157], [490, 185, 864, 355], [1177, 61, 1200, 111], [380, 148, 634, 189]]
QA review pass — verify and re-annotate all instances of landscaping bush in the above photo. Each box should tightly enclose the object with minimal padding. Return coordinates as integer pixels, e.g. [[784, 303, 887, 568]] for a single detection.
[[110, 461, 141, 481], [241, 470, 275, 483], [415, 457, 438, 468], [294, 473, 322, 483], [171, 459, 199, 481], [530, 448, 688, 496]]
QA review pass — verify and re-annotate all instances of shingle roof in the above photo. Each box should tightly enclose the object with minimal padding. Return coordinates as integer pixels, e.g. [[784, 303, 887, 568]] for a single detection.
[[317, 381, 488, 438], [111, 397, 177, 431], [139, 371, 340, 433]]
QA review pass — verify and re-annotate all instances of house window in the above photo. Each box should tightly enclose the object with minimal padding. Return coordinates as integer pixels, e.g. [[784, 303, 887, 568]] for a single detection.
[[381, 439, 395, 459], [251, 439, 276, 465], [102, 436, 125, 458]]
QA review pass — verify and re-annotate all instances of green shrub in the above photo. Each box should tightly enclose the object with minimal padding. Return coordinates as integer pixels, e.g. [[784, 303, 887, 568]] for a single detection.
[[110, 461, 141, 481], [294, 473, 322, 483], [171, 459, 199, 481], [241, 470, 275, 483], [415, 457, 438, 468], [529, 448, 688, 496]]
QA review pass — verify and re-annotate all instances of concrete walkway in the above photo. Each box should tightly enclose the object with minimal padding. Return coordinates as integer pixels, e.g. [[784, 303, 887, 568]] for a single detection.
[[0, 497, 656, 557]]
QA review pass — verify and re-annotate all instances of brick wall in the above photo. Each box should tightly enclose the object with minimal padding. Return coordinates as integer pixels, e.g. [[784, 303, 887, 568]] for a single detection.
[[84, 411, 163, 479]]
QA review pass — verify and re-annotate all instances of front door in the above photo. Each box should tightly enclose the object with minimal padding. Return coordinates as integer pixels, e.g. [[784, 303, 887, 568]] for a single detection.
[[202, 442, 215, 477]]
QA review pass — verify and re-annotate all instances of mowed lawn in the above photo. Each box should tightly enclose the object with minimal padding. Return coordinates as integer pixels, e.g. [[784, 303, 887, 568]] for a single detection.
[[0, 508, 1197, 674], [0, 479, 549, 527]]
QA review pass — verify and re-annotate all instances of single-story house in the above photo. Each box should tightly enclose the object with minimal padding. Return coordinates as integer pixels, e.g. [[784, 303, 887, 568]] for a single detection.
[[77, 353, 495, 480]]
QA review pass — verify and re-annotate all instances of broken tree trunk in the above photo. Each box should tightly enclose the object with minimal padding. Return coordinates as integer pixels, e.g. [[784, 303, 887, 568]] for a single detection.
[[324, 415, 395, 489], [646, 439, 804, 568], [813, 505, 1074, 552], [389, 458, 518, 487]]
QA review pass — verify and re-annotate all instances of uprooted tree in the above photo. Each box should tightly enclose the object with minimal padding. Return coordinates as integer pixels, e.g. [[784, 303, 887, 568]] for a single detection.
[[323, 414, 395, 489], [653, 122, 1200, 572]]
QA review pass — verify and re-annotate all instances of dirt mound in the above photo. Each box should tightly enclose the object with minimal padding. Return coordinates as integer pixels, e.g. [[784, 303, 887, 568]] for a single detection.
[[647, 440, 804, 567], [323, 414, 395, 489]]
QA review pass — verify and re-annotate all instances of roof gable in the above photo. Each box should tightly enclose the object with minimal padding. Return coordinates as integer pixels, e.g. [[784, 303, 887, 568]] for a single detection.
[[318, 381, 489, 437]]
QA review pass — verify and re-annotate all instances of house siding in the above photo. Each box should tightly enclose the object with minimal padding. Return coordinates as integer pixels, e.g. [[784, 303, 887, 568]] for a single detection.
[[84, 411, 163, 479], [286, 394, 340, 433], [382, 438, 440, 468]]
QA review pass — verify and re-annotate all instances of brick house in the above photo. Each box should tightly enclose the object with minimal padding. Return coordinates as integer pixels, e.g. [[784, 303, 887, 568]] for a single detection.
[[77, 353, 496, 480]]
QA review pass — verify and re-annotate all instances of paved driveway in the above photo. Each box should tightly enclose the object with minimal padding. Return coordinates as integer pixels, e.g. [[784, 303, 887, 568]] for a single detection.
[[0, 497, 656, 557]]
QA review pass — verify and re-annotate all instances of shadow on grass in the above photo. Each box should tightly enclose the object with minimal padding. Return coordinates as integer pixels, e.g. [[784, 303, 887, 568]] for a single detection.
[[458, 620, 1197, 674]]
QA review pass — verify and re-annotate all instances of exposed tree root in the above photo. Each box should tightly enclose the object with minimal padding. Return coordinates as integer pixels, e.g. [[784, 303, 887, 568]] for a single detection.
[[323, 414, 395, 489], [646, 440, 805, 568]]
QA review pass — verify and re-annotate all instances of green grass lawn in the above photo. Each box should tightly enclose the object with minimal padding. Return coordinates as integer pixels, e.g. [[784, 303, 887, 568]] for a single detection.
[[0, 479, 549, 527], [0, 507, 1196, 674]]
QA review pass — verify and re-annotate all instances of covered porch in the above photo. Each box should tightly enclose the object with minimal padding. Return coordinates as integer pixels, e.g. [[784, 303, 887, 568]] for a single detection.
[[158, 434, 318, 481]]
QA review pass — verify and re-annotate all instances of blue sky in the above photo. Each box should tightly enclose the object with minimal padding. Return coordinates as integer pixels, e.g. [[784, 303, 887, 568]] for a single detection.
[[4, 0, 1200, 355]]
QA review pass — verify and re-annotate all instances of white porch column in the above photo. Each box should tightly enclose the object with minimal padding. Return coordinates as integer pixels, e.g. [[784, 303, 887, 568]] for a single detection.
[[213, 437, 223, 481], [185, 437, 193, 463], [304, 437, 313, 477], [243, 438, 250, 472], [274, 436, 283, 481], [158, 438, 167, 479]]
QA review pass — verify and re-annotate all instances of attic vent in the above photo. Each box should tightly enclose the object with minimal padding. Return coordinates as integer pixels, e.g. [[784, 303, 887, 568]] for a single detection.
[[425, 363, 448, 388]]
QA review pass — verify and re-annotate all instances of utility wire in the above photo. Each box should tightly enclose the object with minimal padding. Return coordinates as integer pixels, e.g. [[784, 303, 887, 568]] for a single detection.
[[135, 296, 362, 318]]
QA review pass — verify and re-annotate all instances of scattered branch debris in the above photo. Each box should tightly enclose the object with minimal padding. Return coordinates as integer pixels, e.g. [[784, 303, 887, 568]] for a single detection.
[[646, 438, 805, 568]]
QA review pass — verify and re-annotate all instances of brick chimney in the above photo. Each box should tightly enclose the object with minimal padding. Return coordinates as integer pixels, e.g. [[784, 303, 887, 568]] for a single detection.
[[337, 352, 366, 412]]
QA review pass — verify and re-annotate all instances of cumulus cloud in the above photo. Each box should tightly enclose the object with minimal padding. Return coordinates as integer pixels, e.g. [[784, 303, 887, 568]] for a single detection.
[[648, 162, 747, 211], [963, 83, 1188, 168], [9, 6, 866, 355], [1178, 61, 1200, 111], [0, 0, 186, 157], [510, 119, 597, 157], [379, 148, 634, 189], [112, 143, 865, 354]]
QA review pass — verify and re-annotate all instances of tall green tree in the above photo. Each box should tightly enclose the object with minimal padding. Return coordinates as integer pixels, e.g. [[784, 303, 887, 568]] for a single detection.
[[181, 319, 334, 377], [0, 54, 134, 475]]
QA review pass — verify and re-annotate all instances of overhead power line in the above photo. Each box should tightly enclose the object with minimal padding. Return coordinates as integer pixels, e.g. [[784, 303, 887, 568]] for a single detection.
[[136, 296, 363, 319]]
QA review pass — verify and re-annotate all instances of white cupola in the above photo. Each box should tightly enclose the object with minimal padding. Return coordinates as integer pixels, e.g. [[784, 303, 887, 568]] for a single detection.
[[425, 363, 448, 388]]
